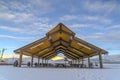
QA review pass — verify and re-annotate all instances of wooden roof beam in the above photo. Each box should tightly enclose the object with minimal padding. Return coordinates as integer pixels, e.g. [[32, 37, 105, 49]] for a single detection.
[[66, 51, 80, 59], [37, 49, 54, 58], [69, 45, 89, 56], [32, 46, 51, 55], [14, 37, 46, 53], [74, 37, 102, 52], [64, 54, 75, 59], [55, 49, 77, 59], [46, 29, 74, 38], [45, 54, 57, 60], [37, 46, 62, 58], [40, 52, 53, 58], [66, 50, 82, 58]]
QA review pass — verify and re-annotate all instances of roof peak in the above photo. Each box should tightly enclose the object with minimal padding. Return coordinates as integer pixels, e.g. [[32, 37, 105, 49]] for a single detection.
[[46, 23, 75, 36]]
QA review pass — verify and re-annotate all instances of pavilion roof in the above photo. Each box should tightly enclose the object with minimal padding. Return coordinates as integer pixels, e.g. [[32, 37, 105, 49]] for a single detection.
[[14, 23, 108, 60]]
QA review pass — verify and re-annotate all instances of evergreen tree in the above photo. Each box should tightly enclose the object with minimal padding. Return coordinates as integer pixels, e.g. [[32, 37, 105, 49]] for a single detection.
[[0, 48, 7, 60]]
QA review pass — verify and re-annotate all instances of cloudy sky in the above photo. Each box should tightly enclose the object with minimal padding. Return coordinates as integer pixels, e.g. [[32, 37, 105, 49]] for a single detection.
[[0, 0, 120, 55]]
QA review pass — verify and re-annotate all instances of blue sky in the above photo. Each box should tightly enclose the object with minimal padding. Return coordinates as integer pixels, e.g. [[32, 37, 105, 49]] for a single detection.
[[0, 0, 120, 55]]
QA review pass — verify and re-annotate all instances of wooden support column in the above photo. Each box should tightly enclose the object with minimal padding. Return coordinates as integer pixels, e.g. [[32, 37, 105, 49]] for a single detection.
[[82, 58, 84, 65], [71, 60, 73, 64], [88, 56, 90, 68], [42, 59, 44, 66], [44, 59, 46, 67], [98, 50, 103, 68], [18, 52, 23, 67], [38, 57, 40, 65], [42, 59, 43, 63], [31, 55, 34, 67], [46, 59, 48, 65], [72, 59, 74, 64], [47, 60, 49, 63], [45, 59, 47, 64], [77, 59, 79, 64], [75, 60, 77, 64], [73, 60, 75, 64], [74, 60, 76, 64], [78, 59, 79, 64], [44, 59, 46, 63]]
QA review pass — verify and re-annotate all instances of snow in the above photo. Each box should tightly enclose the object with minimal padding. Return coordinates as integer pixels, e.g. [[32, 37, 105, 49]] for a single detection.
[[0, 64, 120, 80]]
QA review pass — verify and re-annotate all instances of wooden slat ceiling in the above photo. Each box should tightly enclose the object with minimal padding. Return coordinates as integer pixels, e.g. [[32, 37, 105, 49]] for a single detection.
[[14, 23, 108, 60]]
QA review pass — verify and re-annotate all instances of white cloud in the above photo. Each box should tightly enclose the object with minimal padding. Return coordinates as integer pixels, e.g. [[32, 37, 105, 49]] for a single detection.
[[60, 14, 112, 24], [107, 24, 120, 29], [81, 31, 120, 43], [0, 12, 35, 23], [29, 0, 54, 13], [0, 35, 35, 41], [0, 26, 23, 33], [0, 13, 15, 20], [70, 23, 99, 28], [84, 0, 119, 14], [0, 11, 50, 25], [0, 21, 53, 35], [0, 0, 54, 15], [83, 15, 112, 23], [12, 13, 35, 23], [60, 15, 78, 21], [107, 46, 120, 50]]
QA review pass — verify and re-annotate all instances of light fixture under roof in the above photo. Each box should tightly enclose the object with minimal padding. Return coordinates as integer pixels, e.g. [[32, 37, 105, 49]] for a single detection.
[[70, 36, 73, 40], [73, 49, 83, 54], [48, 36, 51, 40], [30, 42, 44, 49], [38, 49, 48, 54], [77, 43, 91, 50]]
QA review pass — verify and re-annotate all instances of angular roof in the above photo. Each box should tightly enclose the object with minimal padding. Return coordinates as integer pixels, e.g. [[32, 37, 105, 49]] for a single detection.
[[14, 23, 108, 59]]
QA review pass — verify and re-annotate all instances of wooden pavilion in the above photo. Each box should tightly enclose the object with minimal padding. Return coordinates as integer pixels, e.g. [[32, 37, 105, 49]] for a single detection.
[[14, 23, 108, 68]]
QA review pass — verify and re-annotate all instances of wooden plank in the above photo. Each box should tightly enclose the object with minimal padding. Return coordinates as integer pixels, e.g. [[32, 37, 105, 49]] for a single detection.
[[88, 56, 90, 68], [32, 46, 51, 55], [18, 52, 23, 67], [99, 50, 103, 68], [14, 37, 47, 53], [31, 55, 34, 67], [67, 49, 83, 58], [69, 45, 89, 56]]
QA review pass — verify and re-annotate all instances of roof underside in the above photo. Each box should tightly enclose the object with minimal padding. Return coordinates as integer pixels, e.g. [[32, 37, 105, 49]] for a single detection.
[[14, 23, 108, 60]]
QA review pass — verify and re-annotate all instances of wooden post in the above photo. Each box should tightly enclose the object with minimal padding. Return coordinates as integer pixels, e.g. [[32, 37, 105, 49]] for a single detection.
[[44, 59, 46, 67], [47, 60, 49, 63], [76, 59, 78, 64], [75, 60, 77, 64], [46, 59, 48, 67], [88, 56, 90, 68], [81, 58, 84, 68], [78, 59, 80, 64], [45, 59, 46, 64], [18, 52, 23, 67], [38, 57, 40, 66], [42, 59, 44, 67], [77, 59, 79, 64], [82, 58, 84, 65], [47, 60, 48, 63], [42, 59, 43, 64], [74, 60, 76, 64], [99, 50, 103, 68], [71, 60, 73, 64], [72, 59, 74, 64], [31, 55, 34, 67]]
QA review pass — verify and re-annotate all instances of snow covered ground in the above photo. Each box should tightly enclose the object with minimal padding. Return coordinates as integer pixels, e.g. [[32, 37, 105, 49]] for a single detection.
[[0, 64, 120, 80]]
